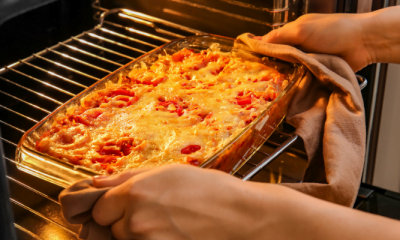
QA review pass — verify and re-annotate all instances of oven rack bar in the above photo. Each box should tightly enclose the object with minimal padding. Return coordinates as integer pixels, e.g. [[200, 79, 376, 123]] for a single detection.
[[0, 7, 303, 239], [0, 75, 63, 105], [240, 135, 299, 180]]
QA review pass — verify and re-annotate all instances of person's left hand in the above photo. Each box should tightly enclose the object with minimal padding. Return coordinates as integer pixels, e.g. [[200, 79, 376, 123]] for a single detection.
[[92, 165, 256, 240]]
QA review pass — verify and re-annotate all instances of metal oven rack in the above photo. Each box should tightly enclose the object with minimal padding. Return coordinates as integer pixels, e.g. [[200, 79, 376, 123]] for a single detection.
[[0, 5, 309, 240]]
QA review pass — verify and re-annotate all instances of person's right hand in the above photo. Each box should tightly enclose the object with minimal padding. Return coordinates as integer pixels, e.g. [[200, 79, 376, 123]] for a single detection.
[[257, 14, 372, 72]]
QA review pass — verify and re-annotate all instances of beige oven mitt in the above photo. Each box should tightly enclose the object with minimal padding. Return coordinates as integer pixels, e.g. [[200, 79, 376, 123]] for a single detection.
[[59, 33, 366, 240], [236, 33, 366, 207]]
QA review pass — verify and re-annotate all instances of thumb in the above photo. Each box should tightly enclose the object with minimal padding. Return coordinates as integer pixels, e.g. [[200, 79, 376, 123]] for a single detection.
[[93, 168, 152, 188]]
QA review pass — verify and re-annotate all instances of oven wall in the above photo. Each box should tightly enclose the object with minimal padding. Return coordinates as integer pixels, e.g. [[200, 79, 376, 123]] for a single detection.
[[98, 0, 304, 38], [373, 63, 400, 193], [370, 1, 400, 193], [0, 0, 95, 67]]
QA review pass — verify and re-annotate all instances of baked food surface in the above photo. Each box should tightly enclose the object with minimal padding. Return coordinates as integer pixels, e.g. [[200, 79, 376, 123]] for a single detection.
[[36, 47, 289, 174]]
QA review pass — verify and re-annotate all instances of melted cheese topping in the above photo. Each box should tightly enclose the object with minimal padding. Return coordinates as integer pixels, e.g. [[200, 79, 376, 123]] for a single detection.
[[36, 48, 289, 174]]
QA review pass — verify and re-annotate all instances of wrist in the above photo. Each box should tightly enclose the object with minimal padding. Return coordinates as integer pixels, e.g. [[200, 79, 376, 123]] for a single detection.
[[359, 6, 400, 65], [358, 12, 380, 65], [237, 183, 296, 240]]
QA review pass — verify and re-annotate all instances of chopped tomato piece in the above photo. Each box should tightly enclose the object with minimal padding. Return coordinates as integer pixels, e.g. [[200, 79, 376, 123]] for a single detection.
[[260, 75, 273, 82], [187, 158, 199, 166], [197, 112, 209, 121], [236, 98, 252, 106], [98, 146, 122, 156], [181, 145, 201, 154], [127, 96, 139, 106], [121, 142, 133, 156], [205, 113, 213, 119], [234, 91, 260, 107], [85, 108, 105, 119], [69, 156, 83, 164], [156, 100, 184, 116], [74, 108, 105, 126], [107, 89, 135, 98], [210, 66, 224, 75], [176, 104, 183, 116], [141, 76, 166, 86], [172, 48, 194, 62], [245, 104, 256, 110], [208, 54, 220, 62], [74, 116, 90, 126], [114, 95, 130, 102]]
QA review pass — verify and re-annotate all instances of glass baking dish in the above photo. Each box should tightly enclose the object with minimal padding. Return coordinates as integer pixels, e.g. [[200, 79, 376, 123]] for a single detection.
[[16, 34, 306, 188]]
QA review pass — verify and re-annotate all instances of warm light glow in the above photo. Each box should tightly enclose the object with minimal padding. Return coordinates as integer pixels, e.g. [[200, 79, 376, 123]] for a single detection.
[[66, 45, 78, 51], [127, 27, 152, 37], [100, 27, 112, 33], [54, 62, 75, 72], [278, 166, 282, 183], [60, 53, 86, 65], [285, 152, 298, 158], [48, 71, 69, 81], [88, 33, 106, 41], [126, 27, 169, 42], [1, 61, 20, 72], [122, 9, 149, 19], [8, 62, 19, 68], [119, 13, 151, 26]]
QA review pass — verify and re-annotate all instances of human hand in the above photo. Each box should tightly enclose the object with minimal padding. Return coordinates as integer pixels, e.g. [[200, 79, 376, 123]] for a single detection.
[[257, 14, 372, 72], [91, 165, 260, 240], [90, 163, 400, 240]]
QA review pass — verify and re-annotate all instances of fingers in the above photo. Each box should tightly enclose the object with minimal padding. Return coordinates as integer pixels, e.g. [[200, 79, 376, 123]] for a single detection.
[[92, 185, 127, 226], [111, 217, 131, 240], [261, 24, 303, 46], [93, 168, 151, 188]]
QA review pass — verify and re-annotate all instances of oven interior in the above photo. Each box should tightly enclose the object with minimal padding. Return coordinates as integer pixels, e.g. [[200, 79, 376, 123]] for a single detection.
[[0, 0, 390, 239]]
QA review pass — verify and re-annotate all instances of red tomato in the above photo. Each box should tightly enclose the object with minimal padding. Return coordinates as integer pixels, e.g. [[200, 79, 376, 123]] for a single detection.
[[171, 49, 194, 62], [181, 145, 201, 154], [126, 96, 139, 106], [121, 142, 132, 156], [74, 108, 105, 126], [98, 146, 122, 156], [176, 104, 184, 116], [236, 98, 252, 106], [187, 158, 199, 166], [260, 75, 273, 82], [141, 76, 165, 86], [107, 89, 135, 98]]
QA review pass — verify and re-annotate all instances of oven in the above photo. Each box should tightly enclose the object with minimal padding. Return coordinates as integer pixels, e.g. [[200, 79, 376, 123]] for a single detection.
[[0, 0, 396, 239]]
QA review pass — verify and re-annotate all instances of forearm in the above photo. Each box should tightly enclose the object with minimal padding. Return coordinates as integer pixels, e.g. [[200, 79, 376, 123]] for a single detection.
[[242, 182, 400, 240], [360, 6, 400, 65]]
